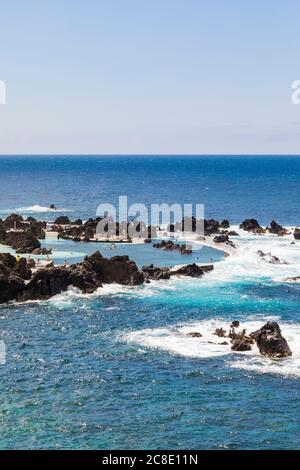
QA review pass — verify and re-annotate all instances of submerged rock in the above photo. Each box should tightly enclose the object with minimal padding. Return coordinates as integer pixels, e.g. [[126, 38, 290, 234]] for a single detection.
[[250, 322, 292, 358], [284, 276, 300, 283], [213, 327, 227, 337], [186, 332, 203, 338], [257, 250, 288, 265]]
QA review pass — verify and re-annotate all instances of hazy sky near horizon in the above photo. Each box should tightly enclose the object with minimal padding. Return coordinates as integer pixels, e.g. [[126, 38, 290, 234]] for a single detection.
[[1, 0, 300, 154]]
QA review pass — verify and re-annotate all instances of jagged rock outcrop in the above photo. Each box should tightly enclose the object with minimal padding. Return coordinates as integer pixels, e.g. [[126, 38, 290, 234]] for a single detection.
[[1, 214, 46, 239], [239, 219, 265, 233], [0, 254, 30, 303], [0, 214, 46, 252], [2, 214, 24, 229], [227, 231, 239, 236], [171, 263, 212, 277], [231, 336, 253, 351], [0, 248, 216, 304], [294, 228, 300, 240], [142, 264, 171, 281], [220, 219, 230, 229], [55, 216, 156, 241], [142, 262, 213, 281], [32, 248, 52, 255], [85, 252, 144, 286], [25, 217, 46, 239], [257, 250, 288, 265], [54, 216, 71, 225], [213, 234, 229, 243], [167, 217, 223, 235], [213, 327, 227, 337], [204, 219, 220, 235], [250, 322, 292, 358], [268, 220, 289, 236], [18, 251, 144, 302], [284, 276, 300, 283], [5, 231, 41, 253], [153, 240, 192, 254]]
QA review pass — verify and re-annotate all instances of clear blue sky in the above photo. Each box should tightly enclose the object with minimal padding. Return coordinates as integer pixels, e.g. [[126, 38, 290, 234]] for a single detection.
[[0, 0, 300, 154]]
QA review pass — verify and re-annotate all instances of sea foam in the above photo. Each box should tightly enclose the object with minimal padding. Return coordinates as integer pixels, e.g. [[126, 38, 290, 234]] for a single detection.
[[12, 204, 71, 213], [124, 318, 300, 377]]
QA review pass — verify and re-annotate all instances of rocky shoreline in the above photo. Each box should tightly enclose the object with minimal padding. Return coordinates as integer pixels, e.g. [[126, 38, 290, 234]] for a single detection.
[[0, 250, 215, 305], [0, 212, 299, 305], [0, 213, 299, 255]]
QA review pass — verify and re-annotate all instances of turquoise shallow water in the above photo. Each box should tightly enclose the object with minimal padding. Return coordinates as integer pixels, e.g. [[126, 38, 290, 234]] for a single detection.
[[0, 156, 300, 449]]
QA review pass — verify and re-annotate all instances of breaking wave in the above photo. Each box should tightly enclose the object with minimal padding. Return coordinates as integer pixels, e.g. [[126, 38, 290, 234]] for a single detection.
[[14, 204, 71, 213], [124, 318, 300, 377]]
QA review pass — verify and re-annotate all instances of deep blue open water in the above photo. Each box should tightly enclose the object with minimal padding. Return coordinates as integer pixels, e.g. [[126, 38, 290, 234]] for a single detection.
[[0, 156, 299, 449]]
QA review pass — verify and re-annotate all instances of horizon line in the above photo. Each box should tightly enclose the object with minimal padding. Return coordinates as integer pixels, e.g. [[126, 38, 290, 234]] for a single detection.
[[1, 153, 300, 157]]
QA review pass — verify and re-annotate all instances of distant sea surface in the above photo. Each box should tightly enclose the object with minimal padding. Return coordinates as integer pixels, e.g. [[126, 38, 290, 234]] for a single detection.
[[0, 155, 299, 224], [0, 156, 300, 450]]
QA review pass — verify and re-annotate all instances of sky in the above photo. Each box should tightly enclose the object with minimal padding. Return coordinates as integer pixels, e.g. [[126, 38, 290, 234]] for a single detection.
[[1, 0, 300, 154]]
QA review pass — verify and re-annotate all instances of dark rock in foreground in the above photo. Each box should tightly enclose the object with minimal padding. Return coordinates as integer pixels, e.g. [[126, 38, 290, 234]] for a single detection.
[[0, 247, 215, 304], [251, 322, 292, 358], [0, 251, 213, 304], [19, 251, 144, 302], [0, 254, 31, 303], [0, 251, 144, 303]]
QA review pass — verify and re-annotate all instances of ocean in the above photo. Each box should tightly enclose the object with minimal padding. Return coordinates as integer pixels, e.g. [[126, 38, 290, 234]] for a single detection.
[[0, 155, 299, 450]]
